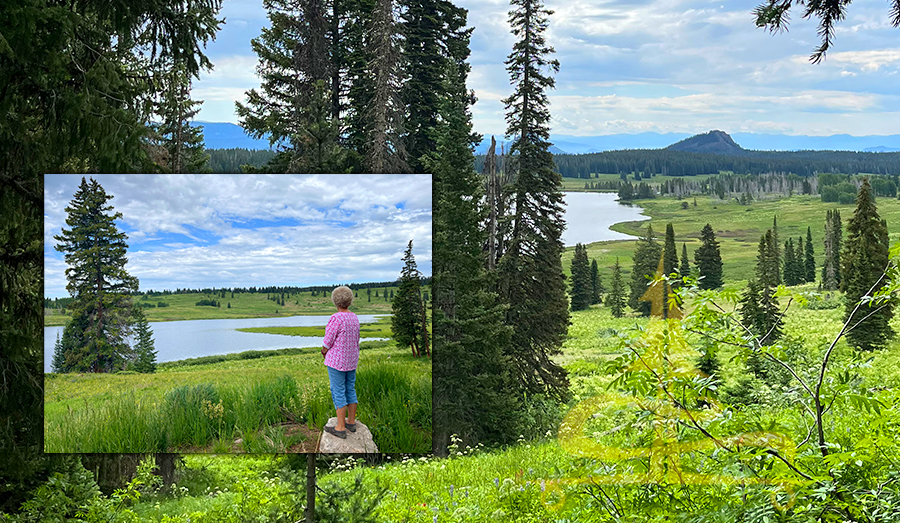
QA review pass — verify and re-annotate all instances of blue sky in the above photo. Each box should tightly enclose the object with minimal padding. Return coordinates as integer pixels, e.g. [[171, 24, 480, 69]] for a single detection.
[[192, 0, 900, 138], [44, 174, 432, 299]]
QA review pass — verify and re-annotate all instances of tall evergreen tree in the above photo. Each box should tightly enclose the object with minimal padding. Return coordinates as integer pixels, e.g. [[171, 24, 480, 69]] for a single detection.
[[629, 225, 662, 316], [662, 223, 679, 318], [236, 0, 346, 173], [392, 240, 427, 357], [132, 309, 157, 373], [426, 52, 515, 449], [590, 259, 603, 305], [756, 230, 780, 288], [795, 236, 806, 283], [569, 244, 592, 311], [842, 178, 894, 351], [51, 332, 67, 374], [680, 243, 690, 280], [496, 0, 569, 401], [783, 238, 798, 285], [771, 216, 782, 285], [400, 0, 471, 172], [823, 209, 843, 290], [53, 178, 140, 373], [608, 257, 626, 318], [149, 62, 210, 173], [363, 0, 408, 173], [805, 226, 816, 284], [694, 224, 723, 289]]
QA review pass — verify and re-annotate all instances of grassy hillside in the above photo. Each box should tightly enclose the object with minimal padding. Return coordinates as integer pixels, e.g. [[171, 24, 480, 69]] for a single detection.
[[43, 285, 426, 326], [561, 193, 900, 287], [44, 339, 431, 454]]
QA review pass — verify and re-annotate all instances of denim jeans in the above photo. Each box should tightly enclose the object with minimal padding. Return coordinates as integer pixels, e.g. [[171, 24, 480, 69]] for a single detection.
[[326, 366, 357, 409]]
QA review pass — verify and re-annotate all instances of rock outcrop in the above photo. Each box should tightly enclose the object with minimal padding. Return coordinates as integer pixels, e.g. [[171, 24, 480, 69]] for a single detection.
[[318, 418, 378, 454]]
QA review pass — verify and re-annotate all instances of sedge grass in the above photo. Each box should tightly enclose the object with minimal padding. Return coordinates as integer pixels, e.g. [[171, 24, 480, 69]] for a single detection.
[[45, 345, 431, 453]]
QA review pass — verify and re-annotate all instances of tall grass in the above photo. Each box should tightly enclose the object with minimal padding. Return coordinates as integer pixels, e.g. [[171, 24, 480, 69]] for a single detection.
[[45, 360, 432, 453]]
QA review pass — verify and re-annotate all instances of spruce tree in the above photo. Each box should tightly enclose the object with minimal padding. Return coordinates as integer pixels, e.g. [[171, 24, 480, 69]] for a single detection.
[[662, 223, 678, 318], [569, 244, 592, 311], [805, 226, 816, 284], [795, 236, 805, 283], [496, 0, 569, 401], [629, 225, 662, 316], [426, 52, 515, 449], [756, 230, 780, 288], [680, 243, 690, 280], [132, 310, 157, 374], [694, 224, 723, 289], [53, 178, 139, 373], [392, 240, 426, 357], [608, 257, 626, 318], [51, 332, 67, 374], [783, 238, 797, 285], [842, 178, 894, 351], [590, 259, 603, 305], [823, 209, 843, 290], [771, 216, 782, 285], [149, 62, 210, 173]]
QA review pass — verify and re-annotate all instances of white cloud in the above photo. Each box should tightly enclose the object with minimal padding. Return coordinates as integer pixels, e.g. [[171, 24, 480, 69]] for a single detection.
[[44, 174, 432, 298]]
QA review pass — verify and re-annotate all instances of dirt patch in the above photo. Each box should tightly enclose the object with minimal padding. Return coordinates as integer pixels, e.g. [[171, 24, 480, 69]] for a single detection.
[[285, 422, 321, 453], [714, 229, 758, 238], [169, 421, 321, 454]]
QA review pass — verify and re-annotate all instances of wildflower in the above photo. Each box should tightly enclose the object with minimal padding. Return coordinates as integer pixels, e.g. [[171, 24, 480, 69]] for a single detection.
[[493, 477, 499, 487]]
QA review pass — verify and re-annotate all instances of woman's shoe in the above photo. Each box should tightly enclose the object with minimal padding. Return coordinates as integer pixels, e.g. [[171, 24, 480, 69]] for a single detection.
[[324, 426, 347, 439], [345, 422, 357, 433]]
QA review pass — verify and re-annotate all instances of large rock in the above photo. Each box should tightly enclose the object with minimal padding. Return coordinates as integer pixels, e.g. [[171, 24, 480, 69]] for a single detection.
[[318, 418, 378, 454]]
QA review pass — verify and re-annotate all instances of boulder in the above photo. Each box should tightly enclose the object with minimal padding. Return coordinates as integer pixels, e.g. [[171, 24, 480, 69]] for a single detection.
[[318, 417, 378, 454]]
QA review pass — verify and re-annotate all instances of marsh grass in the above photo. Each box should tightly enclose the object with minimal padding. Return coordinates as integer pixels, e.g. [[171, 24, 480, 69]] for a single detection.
[[45, 346, 432, 453]]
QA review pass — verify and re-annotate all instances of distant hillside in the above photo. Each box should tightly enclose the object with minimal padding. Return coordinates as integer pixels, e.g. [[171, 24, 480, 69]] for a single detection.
[[197, 122, 273, 150], [474, 131, 900, 154], [667, 130, 745, 155]]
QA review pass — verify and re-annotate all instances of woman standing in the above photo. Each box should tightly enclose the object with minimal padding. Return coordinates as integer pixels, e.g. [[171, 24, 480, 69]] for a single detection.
[[321, 286, 360, 439]]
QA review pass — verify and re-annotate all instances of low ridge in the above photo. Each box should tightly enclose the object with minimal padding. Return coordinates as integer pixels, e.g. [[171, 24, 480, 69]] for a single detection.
[[666, 130, 745, 155]]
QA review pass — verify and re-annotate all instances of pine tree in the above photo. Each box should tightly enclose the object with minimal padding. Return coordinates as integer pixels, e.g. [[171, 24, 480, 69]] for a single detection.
[[590, 259, 603, 305], [694, 224, 723, 289], [608, 257, 626, 318], [51, 332, 67, 374], [53, 178, 140, 373], [756, 230, 780, 288], [661, 223, 679, 318], [771, 216, 782, 285], [364, 0, 408, 173], [132, 310, 157, 373], [496, 0, 569, 401], [823, 209, 843, 290], [680, 243, 691, 281], [236, 0, 346, 173], [783, 238, 797, 285], [795, 236, 805, 283], [805, 226, 816, 284], [149, 62, 210, 173], [392, 240, 426, 357], [426, 53, 515, 448], [569, 244, 592, 311], [629, 225, 662, 316], [842, 178, 894, 351]]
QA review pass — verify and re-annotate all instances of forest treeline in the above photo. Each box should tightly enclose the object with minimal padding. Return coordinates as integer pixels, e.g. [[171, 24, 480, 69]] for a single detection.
[[475, 147, 900, 178]]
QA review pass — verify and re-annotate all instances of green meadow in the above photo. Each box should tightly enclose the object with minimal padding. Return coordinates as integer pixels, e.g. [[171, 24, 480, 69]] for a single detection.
[[561, 190, 900, 284], [43, 286, 416, 326], [44, 339, 432, 454]]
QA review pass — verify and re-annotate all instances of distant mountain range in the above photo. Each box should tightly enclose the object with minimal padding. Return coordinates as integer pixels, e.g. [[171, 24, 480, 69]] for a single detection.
[[194, 121, 900, 155], [475, 131, 900, 155], [197, 122, 273, 150]]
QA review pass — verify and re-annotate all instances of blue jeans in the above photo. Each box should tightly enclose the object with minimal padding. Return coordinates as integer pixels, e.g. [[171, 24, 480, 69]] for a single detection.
[[326, 366, 357, 409]]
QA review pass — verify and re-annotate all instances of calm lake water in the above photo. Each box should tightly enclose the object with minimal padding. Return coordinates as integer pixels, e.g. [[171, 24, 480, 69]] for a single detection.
[[43, 314, 386, 373], [561, 192, 648, 246]]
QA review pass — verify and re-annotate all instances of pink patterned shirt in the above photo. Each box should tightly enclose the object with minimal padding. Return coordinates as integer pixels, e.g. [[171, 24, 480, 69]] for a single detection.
[[322, 311, 360, 371]]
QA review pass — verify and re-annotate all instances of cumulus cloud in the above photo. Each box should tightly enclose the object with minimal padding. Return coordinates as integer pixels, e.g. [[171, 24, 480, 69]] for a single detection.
[[44, 174, 432, 298]]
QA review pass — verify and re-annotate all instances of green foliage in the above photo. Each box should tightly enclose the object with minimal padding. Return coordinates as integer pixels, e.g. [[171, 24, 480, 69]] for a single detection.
[[133, 309, 157, 373], [589, 259, 603, 305], [53, 177, 140, 373], [148, 61, 210, 173], [842, 178, 894, 351], [694, 223, 723, 289], [569, 243, 592, 311], [315, 475, 386, 523], [607, 258, 627, 318], [629, 225, 662, 316], [392, 240, 428, 357]]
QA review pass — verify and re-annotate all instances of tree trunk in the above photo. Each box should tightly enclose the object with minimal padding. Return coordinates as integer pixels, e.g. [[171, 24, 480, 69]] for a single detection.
[[305, 454, 316, 523]]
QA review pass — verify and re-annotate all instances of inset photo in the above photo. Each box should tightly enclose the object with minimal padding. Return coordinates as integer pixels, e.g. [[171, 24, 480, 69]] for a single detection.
[[44, 173, 432, 454]]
